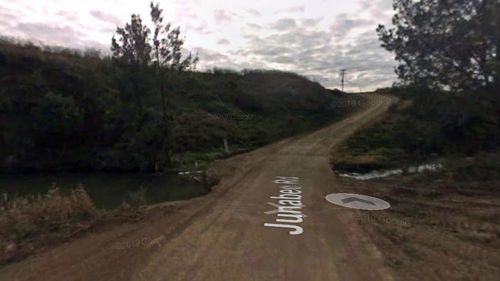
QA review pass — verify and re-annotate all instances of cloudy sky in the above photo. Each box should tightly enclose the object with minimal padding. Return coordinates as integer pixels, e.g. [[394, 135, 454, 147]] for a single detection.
[[0, 0, 397, 91]]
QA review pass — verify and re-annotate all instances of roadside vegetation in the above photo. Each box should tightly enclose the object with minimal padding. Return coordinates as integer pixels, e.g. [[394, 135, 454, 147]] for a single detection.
[[333, 87, 499, 172], [0, 186, 97, 263], [332, 1, 499, 279]]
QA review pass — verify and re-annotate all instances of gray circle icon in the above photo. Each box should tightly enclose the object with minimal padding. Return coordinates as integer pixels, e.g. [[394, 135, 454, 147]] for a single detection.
[[325, 193, 390, 210]]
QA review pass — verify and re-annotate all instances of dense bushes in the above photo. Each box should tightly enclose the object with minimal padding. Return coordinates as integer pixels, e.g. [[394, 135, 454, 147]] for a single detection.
[[0, 39, 354, 172], [391, 88, 498, 156]]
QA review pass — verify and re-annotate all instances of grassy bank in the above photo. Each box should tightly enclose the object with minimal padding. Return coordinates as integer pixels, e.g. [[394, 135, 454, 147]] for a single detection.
[[0, 186, 97, 264], [0, 167, 219, 266]]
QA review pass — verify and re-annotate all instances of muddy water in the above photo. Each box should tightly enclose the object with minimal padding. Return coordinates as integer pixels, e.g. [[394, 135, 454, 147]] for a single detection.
[[0, 173, 208, 209]]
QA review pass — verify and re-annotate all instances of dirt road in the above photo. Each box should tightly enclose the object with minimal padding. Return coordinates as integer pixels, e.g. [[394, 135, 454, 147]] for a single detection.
[[0, 94, 396, 281]]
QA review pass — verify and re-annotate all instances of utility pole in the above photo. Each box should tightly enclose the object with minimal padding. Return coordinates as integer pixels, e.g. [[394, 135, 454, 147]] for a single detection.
[[340, 69, 346, 92]]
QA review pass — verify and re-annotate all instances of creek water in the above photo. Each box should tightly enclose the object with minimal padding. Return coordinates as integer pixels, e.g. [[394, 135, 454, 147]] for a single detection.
[[0, 172, 208, 209]]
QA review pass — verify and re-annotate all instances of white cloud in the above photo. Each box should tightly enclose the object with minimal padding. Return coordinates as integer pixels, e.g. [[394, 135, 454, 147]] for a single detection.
[[217, 38, 230, 45], [213, 9, 234, 24], [0, 0, 397, 91], [270, 18, 298, 31]]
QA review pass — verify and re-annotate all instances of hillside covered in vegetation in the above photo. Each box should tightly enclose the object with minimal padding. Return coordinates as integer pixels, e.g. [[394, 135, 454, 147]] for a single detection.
[[0, 38, 355, 173], [333, 87, 499, 173]]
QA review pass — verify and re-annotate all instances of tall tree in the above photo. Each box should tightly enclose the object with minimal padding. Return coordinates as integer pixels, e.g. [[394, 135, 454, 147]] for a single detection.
[[111, 14, 152, 114], [377, 0, 499, 92], [149, 2, 198, 70], [150, 1, 171, 167], [112, 3, 198, 70], [150, 2, 168, 120], [150, 2, 170, 69], [111, 14, 152, 65], [111, 2, 199, 168]]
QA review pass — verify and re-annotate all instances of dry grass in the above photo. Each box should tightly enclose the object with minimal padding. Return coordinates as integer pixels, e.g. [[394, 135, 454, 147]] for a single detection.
[[337, 156, 500, 281], [0, 185, 98, 263]]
